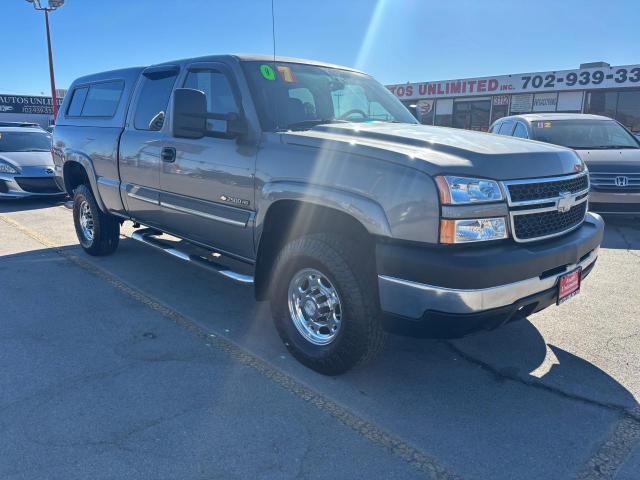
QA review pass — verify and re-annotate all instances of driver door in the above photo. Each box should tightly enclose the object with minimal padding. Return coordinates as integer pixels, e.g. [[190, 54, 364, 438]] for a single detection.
[[159, 62, 257, 260]]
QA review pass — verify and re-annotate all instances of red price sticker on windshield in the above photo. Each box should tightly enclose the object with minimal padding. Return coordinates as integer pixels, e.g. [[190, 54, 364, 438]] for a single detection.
[[276, 65, 297, 83]]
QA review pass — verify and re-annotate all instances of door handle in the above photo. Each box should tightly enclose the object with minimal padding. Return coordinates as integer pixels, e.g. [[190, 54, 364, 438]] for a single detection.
[[161, 147, 176, 163]]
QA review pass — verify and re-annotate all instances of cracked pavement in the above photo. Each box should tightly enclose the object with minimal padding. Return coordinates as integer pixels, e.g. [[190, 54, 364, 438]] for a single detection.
[[0, 199, 639, 479]]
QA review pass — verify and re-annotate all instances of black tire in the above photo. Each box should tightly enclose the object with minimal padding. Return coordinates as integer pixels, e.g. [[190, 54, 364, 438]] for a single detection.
[[72, 184, 120, 256], [270, 233, 386, 375]]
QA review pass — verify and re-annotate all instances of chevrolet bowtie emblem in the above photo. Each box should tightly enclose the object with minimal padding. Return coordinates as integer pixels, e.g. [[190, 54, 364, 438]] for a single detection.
[[557, 191, 575, 213]]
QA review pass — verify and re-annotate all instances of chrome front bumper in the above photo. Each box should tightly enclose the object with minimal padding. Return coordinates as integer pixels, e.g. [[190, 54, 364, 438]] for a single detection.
[[378, 247, 599, 317]]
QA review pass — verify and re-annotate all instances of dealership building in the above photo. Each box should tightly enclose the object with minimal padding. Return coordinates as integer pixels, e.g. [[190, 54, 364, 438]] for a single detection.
[[387, 62, 640, 134], [0, 92, 65, 128]]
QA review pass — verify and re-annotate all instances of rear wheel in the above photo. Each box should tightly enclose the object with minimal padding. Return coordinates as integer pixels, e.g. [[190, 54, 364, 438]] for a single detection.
[[271, 233, 385, 375], [73, 184, 119, 256]]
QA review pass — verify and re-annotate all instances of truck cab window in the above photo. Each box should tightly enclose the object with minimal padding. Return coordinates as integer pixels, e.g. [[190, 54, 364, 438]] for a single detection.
[[184, 70, 239, 133], [288, 88, 317, 121], [81, 81, 124, 117], [67, 86, 88, 117], [133, 71, 178, 131]]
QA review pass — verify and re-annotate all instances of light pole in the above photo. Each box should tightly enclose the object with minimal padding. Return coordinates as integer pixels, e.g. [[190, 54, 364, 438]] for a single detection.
[[25, 0, 65, 121]]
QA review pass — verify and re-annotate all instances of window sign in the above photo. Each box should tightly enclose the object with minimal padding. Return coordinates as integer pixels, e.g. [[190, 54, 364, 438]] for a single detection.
[[510, 94, 534, 113], [435, 98, 453, 115], [532, 92, 558, 112], [557, 91, 583, 111], [493, 95, 510, 106], [416, 99, 434, 123]]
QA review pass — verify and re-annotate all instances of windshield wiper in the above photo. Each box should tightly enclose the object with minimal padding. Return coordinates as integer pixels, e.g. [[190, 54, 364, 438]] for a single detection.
[[597, 145, 638, 149], [283, 119, 349, 131], [567, 145, 638, 150]]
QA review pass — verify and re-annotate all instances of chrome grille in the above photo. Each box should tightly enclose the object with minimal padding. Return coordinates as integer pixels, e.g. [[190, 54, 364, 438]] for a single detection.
[[589, 172, 640, 192], [502, 172, 589, 243], [513, 202, 587, 240], [508, 174, 589, 202]]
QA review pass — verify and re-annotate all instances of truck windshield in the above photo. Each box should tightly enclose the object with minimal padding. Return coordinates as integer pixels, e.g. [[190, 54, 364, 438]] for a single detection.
[[0, 131, 51, 152], [531, 119, 640, 150], [241, 61, 417, 131]]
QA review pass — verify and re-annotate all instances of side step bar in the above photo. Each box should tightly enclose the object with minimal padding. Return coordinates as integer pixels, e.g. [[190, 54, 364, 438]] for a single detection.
[[131, 229, 254, 285]]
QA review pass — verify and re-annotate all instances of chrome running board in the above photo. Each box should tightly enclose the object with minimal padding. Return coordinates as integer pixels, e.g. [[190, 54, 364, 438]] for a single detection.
[[131, 228, 254, 285]]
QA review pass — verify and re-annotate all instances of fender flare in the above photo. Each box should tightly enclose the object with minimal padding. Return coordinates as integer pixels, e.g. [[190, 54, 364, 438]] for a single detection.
[[257, 181, 392, 241], [63, 150, 108, 212]]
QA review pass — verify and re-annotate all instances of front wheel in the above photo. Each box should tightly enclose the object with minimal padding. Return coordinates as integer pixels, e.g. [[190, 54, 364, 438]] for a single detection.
[[73, 184, 120, 256], [271, 233, 385, 375]]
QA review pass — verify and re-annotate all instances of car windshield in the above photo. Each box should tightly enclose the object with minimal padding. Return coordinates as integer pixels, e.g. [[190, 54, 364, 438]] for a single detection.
[[0, 131, 51, 152], [241, 61, 417, 131], [531, 119, 640, 150]]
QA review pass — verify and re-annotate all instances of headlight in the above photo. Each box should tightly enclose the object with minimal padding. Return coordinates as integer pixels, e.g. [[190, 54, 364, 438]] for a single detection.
[[440, 217, 507, 244], [0, 161, 18, 174], [436, 176, 503, 204]]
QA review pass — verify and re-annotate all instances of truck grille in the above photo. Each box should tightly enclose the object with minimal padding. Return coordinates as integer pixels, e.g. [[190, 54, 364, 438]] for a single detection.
[[513, 202, 587, 240], [15, 177, 61, 194], [589, 172, 640, 192], [508, 174, 589, 202], [503, 173, 589, 242]]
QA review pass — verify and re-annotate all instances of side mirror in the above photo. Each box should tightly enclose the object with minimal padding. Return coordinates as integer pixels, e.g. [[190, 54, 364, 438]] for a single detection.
[[171, 88, 207, 139], [201, 112, 248, 139], [226, 112, 248, 137], [148, 111, 165, 131]]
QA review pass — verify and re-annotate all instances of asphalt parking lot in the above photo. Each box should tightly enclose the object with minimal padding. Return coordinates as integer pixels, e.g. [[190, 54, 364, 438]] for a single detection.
[[1, 199, 639, 480]]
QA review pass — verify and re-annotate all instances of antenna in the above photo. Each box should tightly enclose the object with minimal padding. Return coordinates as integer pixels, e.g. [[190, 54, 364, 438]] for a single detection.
[[270, 0, 280, 130], [271, 0, 276, 64]]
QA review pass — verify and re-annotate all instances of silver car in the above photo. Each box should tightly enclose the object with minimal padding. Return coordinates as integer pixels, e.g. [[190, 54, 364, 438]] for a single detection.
[[0, 127, 64, 198], [490, 113, 640, 215]]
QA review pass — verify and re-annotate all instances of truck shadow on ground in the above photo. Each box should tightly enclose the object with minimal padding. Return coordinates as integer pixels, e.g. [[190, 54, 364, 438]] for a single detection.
[[382, 319, 637, 411], [106, 235, 639, 417], [600, 214, 640, 250], [0, 197, 67, 214], [2, 239, 638, 479]]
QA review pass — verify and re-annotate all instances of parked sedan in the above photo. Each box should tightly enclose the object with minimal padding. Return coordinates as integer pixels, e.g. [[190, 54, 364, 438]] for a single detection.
[[0, 127, 64, 198], [490, 113, 640, 215]]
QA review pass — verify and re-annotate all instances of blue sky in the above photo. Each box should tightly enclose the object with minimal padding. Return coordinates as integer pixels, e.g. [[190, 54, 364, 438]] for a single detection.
[[2, 0, 639, 95]]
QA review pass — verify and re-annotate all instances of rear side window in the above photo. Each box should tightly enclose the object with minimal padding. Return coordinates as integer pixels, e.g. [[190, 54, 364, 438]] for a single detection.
[[498, 120, 515, 135], [513, 123, 529, 139], [81, 81, 124, 117], [134, 70, 179, 130], [66, 86, 88, 116]]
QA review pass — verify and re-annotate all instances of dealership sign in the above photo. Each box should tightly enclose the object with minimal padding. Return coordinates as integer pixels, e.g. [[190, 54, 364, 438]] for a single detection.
[[387, 64, 640, 100], [0, 94, 63, 115]]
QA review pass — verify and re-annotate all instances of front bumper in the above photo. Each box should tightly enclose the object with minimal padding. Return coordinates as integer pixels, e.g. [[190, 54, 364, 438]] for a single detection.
[[589, 190, 640, 214], [0, 167, 65, 198], [377, 212, 604, 337]]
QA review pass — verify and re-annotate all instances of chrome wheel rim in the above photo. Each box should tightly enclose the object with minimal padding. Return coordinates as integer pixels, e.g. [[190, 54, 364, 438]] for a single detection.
[[79, 200, 95, 242], [287, 268, 342, 346]]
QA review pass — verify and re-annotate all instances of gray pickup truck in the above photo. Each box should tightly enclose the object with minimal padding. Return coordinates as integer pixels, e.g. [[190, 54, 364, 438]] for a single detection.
[[53, 54, 604, 374]]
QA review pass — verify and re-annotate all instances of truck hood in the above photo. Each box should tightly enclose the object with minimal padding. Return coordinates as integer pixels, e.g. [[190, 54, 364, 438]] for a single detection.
[[0, 151, 54, 168], [283, 122, 583, 180], [574, 148, 640, 173]]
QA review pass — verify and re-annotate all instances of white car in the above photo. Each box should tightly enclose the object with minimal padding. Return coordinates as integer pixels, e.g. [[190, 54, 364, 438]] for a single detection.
[[0, 127, 64, 198]]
